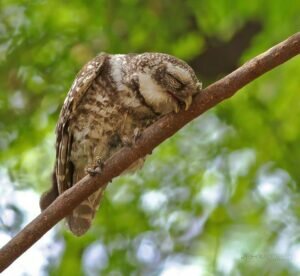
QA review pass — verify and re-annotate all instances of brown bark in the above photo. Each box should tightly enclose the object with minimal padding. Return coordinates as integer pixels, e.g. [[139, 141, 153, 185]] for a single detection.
[[0, 32, 299, 272]]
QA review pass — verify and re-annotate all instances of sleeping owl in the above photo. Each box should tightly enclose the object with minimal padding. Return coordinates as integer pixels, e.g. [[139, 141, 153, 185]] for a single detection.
[[40, 52, 202, 236]]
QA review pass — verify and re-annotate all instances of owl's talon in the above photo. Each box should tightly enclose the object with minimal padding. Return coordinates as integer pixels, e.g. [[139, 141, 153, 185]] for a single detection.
[[96, 157, 104, 167], [86, 158, 104, 176], [86, 166, 102, 176]]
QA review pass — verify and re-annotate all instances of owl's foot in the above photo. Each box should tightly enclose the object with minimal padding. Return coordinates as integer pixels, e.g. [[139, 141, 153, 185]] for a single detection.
[[121, 128, 142, 147], [86, 157, 104, 176], [86, 166, 102, 176]]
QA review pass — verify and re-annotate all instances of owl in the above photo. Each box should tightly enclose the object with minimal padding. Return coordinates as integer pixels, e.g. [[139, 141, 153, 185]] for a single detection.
[[40, 52, 202, 236]]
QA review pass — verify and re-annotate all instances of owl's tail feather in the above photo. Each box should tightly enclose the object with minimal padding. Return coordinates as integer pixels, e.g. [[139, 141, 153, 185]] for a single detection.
[[66, 186, 105, 236]]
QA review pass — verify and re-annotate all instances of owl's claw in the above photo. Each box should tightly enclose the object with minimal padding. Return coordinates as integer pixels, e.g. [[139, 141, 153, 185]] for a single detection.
[[86, 166, 102, 176], [121, 128, 142, 147], [96, 157, 104, 167], [86, 157, 104, 176]]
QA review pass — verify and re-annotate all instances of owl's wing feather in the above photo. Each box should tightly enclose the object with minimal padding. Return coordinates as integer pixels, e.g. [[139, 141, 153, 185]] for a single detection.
[[55, 53, 108, 195], [56, 53, 108, 134], [40, 53, 108, 213]]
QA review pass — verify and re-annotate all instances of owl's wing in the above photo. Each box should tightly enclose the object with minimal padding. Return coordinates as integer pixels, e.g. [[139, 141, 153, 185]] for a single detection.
[[40, 53, 108, 212], [56, 53, 108, 195]]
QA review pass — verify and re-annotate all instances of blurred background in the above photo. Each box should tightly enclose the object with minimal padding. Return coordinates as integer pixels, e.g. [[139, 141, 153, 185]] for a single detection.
[[0, 0, 300, 275]]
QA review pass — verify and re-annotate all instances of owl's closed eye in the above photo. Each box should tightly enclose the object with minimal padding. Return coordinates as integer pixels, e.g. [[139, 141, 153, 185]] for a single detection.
[[164, 72, 185, 90]]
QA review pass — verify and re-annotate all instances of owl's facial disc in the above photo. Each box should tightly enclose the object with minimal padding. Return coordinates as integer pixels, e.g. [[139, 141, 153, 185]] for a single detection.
[[130, 53, 201, 115], [156, 63, 201, 112]]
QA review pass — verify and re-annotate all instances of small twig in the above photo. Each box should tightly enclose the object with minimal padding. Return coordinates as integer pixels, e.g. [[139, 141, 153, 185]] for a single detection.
[[0, 32, 299, 272]]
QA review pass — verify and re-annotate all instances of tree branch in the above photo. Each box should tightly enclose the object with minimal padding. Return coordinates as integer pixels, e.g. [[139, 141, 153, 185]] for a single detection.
[[0, 32, 299, 272]]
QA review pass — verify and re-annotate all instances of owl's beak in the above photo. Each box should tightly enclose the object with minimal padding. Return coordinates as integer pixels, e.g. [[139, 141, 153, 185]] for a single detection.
[[167, 91, 192, 112], [184, 95, 192, 110], [173, 102, 180, 113]]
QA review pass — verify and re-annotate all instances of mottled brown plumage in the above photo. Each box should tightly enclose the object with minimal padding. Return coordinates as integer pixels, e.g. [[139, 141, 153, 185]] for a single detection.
[[40, 52, 202, 236]]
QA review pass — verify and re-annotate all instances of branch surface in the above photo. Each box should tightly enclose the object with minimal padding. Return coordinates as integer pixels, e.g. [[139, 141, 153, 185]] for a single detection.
[[0, 32, 299, 272]]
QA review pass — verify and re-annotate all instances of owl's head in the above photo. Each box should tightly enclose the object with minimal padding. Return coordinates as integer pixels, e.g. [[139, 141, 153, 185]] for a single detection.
[[130, 53, 202, 114]]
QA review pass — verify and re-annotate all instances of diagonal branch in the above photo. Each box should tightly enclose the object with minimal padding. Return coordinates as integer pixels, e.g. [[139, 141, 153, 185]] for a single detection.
[[0, 32, 299, 272]]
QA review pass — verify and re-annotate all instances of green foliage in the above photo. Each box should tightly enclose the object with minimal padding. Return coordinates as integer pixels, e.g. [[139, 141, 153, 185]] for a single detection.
[[0, 0, 300, 275]]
